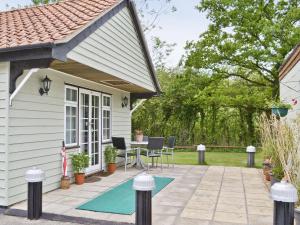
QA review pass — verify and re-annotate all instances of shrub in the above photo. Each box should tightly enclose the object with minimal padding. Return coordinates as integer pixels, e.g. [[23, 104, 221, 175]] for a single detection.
[[71, 153, 89, 174], [104, 146, 117, 164]]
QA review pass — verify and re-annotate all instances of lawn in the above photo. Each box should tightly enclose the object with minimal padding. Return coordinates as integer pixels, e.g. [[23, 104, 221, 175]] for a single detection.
[[147, 151, 264, 168]]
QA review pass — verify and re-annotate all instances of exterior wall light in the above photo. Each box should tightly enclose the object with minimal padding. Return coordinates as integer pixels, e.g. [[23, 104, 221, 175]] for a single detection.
[[39, 76, 52, 96], [122, 96, 129, 108]]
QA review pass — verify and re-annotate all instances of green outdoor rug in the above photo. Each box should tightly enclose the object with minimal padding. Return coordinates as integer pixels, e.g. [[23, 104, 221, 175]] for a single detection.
[[77, 176, 174, 215]]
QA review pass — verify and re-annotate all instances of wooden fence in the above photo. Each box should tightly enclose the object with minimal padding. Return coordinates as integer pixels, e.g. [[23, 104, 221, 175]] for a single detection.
[[174, 145, 262, 151]]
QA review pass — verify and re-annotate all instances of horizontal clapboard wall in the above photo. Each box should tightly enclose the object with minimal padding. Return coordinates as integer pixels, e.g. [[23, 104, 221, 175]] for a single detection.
[[280, 62, 300, 121], [7, 68, 131, 205], [0, 62, 9, 206], [68, 7, 155, 92]]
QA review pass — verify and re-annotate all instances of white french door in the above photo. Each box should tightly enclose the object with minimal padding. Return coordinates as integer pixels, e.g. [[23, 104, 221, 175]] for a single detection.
[[79, 89, 101, 174]]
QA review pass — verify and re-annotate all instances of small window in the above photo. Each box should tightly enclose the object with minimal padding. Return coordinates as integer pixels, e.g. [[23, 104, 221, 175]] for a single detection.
[[102, 94, 111, 142], [65, 86, 78, 146]]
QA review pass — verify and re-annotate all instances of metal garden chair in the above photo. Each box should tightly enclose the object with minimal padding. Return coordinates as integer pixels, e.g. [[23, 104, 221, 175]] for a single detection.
[[141, 137, 164, 171], [162, 136, 176, 168], [112, 137, 136, 172]]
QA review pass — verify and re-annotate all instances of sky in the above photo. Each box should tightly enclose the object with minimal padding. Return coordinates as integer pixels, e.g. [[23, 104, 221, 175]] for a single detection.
[[0, 0, 209, 67]]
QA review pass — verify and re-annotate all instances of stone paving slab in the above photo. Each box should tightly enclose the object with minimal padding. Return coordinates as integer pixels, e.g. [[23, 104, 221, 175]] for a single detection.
[[8, 165, 272, 225], [178, 166, 272, 225]]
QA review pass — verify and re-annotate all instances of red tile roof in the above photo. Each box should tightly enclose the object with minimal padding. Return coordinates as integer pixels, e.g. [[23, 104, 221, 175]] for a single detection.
[[0, 0, 119, 50]]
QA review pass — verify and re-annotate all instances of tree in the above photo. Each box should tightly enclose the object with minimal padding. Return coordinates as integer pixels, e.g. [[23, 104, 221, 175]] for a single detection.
[[151, 37, 176, 68], [136, 0, 176, 33], [132, 68, 272, 146], [32, 0, 58, 5], [186, 0, 300, 99]]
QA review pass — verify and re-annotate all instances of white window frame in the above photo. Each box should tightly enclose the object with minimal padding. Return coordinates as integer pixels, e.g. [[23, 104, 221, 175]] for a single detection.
[[64, 85, 78, 147], [102, 94, 112, 143]]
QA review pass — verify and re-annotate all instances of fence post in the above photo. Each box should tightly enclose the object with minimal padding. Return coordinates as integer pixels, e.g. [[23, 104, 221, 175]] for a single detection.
[[246, 146, 256, 167], [271, 181, 298, 225], [197, 144, 206, 165], [133, 173, 155, 225], [25, 167, 45, 220]]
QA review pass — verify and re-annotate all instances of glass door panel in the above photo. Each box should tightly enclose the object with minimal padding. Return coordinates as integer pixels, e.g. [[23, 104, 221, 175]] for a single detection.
[[79, 90, 101, 173]]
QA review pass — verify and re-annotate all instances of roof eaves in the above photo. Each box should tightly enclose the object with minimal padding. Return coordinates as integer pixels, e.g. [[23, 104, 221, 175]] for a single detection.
[[279, 43, 300, 81], [127, 0, 161, 95]]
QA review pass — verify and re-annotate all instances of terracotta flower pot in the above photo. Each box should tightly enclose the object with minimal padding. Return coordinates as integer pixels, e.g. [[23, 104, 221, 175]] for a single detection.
[[265, 171, 271, 181], [61, 176, 70, 189], [107, 163, 117, 173], [74, 173, 85, 185], [135, 134, 143, 142]]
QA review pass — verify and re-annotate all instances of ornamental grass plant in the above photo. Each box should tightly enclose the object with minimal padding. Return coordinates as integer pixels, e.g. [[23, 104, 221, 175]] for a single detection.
[[259, 114, 300, 199]]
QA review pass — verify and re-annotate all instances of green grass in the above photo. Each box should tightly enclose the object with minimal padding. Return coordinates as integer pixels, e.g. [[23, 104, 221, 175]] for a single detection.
[[175, 151, 263, 168], [144, 151, 263, 168]]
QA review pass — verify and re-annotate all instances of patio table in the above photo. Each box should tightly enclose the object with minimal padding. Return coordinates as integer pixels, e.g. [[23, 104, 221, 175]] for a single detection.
[[130, 141, 148, 170]]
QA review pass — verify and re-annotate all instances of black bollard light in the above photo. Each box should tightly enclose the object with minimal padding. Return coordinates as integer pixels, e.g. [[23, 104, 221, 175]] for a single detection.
[[133, 173, 155, 225], [246, 146, 256, 168], [197, 144, 206, 165], [25, 167, 45, 220], [271, 181, 298, 225]]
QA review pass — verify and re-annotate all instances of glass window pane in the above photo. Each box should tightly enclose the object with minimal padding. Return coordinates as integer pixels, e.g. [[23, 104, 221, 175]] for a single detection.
[[66, 131, 70, 144], [66, 89, 71, 101], [71, 117, 76, 129], [66, 106, 70, 115], [103, 96, 111, 107], [66, 117, 71, 130], [66, 88, 77, 102], [72, 89, 77, 102], [71, 131, 76, 143], [71, 107, 76, 116]]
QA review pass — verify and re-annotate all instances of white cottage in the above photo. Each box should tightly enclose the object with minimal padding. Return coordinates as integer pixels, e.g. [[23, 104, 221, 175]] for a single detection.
[[280, 44, 300, 120], [0, 0, 160, 207]]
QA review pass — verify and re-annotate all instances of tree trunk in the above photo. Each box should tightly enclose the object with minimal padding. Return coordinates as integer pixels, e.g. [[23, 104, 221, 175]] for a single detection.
[[211, 104, 217, 144], [199, 109, 205, 142], [246, 109, 255, 145]]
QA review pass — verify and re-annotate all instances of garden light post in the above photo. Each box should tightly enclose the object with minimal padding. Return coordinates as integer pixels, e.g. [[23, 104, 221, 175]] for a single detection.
[[133, 173, 155, 225], [271, 181, 298, 225], [25, 167, 45, 220], [246, 146, 256, 168], [197, 144, 206, 165]]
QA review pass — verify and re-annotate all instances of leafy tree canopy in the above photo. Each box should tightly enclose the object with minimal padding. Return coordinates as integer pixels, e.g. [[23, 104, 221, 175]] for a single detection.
[[32, 0, 58, 5], [186, 0, 300, 98]]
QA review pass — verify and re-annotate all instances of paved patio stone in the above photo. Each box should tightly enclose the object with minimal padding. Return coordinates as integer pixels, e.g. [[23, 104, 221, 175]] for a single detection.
[[213, 211, 247, 224], [181, 208, 214, 220], [248, 214, 273, 225], [9, 165, 272, 225], [175, 217, 210, 225], [216, 203, 246, 214]]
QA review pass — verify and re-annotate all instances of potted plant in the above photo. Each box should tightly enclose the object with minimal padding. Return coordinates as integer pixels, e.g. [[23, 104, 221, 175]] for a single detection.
[[135, 129, 143, 142], [71, 153, 89, 185], [262, 158, 272, 179], [105, 146, 117, 173], [270, 100, 292, 117], [270, 165, 284, 186]]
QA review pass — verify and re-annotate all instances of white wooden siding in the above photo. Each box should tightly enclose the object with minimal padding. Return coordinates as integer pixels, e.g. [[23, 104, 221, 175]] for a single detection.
[[68, 7, 155, 92], [0, 62, 9, 206], [7, 68, 131, 206], [280, 61, 300, 121]]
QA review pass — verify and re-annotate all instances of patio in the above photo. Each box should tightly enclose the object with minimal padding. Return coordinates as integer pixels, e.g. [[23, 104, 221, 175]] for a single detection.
[[11, 165, 272, 225]]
